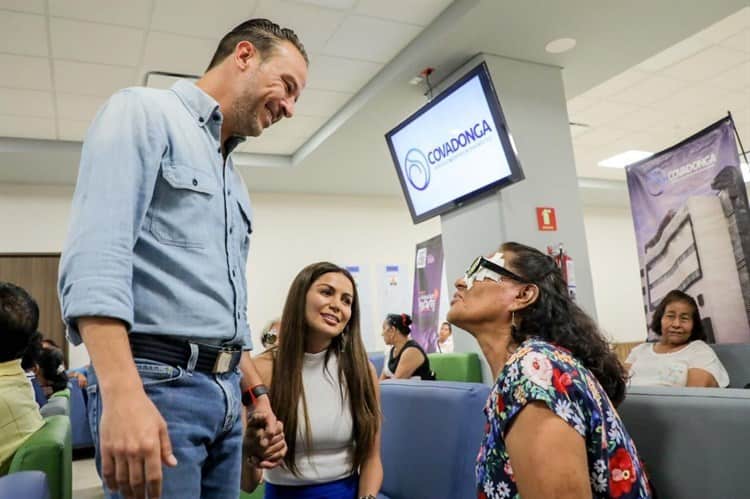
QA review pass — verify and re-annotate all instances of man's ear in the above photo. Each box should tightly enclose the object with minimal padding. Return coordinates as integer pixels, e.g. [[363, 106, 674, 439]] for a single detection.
[[234, 40, 258, 70]]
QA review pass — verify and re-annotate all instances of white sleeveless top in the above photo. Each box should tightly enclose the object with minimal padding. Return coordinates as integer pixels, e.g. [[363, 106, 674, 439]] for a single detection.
[[264, 350, 354, 485]]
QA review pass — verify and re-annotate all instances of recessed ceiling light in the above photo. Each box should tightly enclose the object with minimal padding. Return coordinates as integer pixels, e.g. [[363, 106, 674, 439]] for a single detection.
[[545, 38, 577, 54], [598, 150, 653, 168]]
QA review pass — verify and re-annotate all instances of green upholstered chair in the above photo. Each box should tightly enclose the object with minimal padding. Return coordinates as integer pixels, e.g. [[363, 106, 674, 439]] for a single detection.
[[239, 481, 265, 498], [427, 352, 482, 382], [8, 415, 72, 499], [49, 389, 70, 401]]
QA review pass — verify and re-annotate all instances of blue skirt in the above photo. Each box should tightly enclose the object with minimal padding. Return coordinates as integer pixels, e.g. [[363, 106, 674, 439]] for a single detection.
[[264, 474, 358, 499]]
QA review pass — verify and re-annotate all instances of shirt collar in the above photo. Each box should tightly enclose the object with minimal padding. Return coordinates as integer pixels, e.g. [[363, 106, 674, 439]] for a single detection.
[[171, 79, 220, 126], [170, 79, 246, 154], [0, 359, 24, 377]]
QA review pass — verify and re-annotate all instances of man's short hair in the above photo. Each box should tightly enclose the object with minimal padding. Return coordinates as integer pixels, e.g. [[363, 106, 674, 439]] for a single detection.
[[207, 18, 308, 71], [0, 282, 40, 362]]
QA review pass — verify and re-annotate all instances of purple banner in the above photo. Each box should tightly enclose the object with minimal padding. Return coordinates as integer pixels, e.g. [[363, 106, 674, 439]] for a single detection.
[[411, 235, 444, 352], [626, 117, 750, 343]]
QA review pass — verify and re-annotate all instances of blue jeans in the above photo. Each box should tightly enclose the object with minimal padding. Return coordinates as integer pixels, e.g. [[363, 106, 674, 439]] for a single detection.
[[87, 358, 243, 498]]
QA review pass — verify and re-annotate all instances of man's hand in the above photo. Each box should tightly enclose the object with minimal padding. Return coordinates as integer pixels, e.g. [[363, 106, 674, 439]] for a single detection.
[[99, 388, 178, 499], [73, 372, 87, 388], [243, 412, 286, 469]]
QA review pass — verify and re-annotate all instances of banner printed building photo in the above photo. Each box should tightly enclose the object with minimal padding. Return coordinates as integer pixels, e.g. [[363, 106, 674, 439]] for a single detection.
[[626, 117, 750, 343]]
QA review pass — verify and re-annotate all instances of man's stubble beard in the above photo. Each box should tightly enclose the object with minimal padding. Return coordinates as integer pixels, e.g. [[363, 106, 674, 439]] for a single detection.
[[230, 85, 263, 138]]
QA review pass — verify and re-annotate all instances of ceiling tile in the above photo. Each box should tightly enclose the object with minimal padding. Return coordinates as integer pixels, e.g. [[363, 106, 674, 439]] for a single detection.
[[661, 46, 747, 82], [151, 0, 254, 39], [54, 60, 137, 97], [0, 54, 51, 90], [719, 28, 750, 53], [294, 88, 351, 117], [635, 37, 708, 73], [0, 88, 54, 117], [0, 0, 44, 14], [0, 115, 56, 139], [262, 114, 327, 138], [56, 93, 106, 122], [294, 0, 357, 9], [305, 54, 381, 92], [572, 127, 628, 148], [566, 94, 597, 115], [609, 108, 672, 133], [323, 16, 421, 63], [49, 0, 152, 29], [254, 0, 347, 54], [608, 75, 688, 106], [580, 69, 649, 101], [707, 60, 750, 92], [0, 10, 48, 57], [355, 0, 452, 26], [695, 6, 750, 44], [569, 101, 639, 128], [142, 31, 217, 76], [57, 119, 91, 141], [235, 134, 305, 154], [50, 18, 146, 66], [569, 124, 590, 138], [658, 84, 746, 117]]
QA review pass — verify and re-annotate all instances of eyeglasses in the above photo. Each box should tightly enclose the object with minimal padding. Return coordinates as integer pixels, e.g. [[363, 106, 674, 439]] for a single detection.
[[464, 256, 529, 286]]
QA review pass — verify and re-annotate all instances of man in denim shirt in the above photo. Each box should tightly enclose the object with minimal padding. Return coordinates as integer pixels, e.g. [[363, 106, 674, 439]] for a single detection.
[[58, 19, 308, 499]]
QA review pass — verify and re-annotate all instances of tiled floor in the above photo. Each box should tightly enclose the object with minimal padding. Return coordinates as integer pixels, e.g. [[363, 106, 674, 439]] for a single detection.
[[73, 458, 104, 499]]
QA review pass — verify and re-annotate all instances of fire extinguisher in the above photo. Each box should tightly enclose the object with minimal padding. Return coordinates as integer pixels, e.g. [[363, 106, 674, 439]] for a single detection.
[[547, 244, 577, 301]]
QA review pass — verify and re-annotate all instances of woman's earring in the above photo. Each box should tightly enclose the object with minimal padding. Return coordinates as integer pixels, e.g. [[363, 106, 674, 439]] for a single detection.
[[510, 310, 517, 334]]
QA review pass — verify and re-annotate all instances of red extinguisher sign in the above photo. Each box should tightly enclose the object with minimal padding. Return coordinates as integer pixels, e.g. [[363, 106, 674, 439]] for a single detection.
[[536, 207, 557, 231]]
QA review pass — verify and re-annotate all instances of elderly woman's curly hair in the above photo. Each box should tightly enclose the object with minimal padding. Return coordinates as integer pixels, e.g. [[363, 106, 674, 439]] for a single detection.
[[503, 242, 627, 406]]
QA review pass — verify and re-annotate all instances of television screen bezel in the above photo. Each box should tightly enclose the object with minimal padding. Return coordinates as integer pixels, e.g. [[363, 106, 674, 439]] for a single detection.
[[385, 61, 525, 224]]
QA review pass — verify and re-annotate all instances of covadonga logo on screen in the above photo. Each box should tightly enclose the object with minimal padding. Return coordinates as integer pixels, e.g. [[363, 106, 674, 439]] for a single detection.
[[404, 120, 494, 191]]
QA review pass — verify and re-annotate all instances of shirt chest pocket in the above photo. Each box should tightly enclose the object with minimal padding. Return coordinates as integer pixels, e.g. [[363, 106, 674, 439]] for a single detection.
[[235, 196, 253, 261], [150, 164, 218, 249]]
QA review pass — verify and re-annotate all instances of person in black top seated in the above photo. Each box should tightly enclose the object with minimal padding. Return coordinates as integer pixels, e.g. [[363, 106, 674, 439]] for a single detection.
[[379, 313, 435, 380]]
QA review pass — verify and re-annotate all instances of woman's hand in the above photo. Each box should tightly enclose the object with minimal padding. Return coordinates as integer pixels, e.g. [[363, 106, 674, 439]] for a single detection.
[[243, 412, 287, 469]]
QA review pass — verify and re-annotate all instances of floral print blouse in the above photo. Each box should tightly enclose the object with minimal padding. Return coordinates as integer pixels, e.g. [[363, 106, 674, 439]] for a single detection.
[[476, 339, 652, 499]]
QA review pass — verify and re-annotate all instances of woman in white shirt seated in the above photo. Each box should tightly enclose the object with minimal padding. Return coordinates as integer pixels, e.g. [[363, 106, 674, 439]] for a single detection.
[[437, 321, 454, 353], [626, 290, 729, 388]]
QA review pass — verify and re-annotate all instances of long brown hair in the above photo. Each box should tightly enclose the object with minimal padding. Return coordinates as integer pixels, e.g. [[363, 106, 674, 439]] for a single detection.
[[270, 262, 380, 475], [502, 242, 628, 406]]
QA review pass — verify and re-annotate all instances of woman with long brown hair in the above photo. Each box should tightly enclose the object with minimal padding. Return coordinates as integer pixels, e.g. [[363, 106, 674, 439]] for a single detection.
[[242, 262, 382, 499]]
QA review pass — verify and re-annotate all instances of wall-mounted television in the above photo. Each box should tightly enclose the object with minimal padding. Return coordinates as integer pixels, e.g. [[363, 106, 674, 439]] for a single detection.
[[385, 61, 524, 224]]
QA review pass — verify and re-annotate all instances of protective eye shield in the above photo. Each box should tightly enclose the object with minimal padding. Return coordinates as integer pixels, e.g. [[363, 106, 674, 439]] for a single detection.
[[464, 254, 528, 289]]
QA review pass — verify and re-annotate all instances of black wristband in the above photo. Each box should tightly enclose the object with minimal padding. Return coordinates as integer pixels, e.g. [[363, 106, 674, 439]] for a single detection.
[[242, 384, 269, 407]]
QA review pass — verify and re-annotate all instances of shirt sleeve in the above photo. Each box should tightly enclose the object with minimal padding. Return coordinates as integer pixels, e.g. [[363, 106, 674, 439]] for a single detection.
[[686, 341, 730, 387], [496, 345, 589, 439], [625, 343, 647, 366], [58, 89, 164, 345]]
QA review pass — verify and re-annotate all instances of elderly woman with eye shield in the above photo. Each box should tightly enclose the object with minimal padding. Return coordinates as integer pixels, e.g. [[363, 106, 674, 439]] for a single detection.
[[447, 242, 653, 499]]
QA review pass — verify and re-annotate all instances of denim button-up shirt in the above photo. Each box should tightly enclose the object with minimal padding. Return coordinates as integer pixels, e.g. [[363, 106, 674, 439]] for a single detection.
[[59, 80, 254, 349]]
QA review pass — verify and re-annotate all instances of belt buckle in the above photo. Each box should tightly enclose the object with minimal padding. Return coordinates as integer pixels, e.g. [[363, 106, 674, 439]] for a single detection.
[[212, 349, 234, 373]]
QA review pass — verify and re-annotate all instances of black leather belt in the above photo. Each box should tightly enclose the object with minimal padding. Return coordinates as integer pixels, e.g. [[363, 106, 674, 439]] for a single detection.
[[129, 334, 242, 374]]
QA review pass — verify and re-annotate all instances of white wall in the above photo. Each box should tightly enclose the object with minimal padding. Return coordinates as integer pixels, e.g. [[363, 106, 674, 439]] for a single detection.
[[0, 184, 653, 369], [582, 204, 649, 343], [244, 192, 441, 351], [0, 184, 440, 367]]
